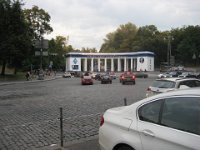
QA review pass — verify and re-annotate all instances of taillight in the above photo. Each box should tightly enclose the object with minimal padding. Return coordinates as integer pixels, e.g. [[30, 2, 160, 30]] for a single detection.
[[132, 75, 135, 79], [100, 115, 104, 126], [122, 76, 125, 79]]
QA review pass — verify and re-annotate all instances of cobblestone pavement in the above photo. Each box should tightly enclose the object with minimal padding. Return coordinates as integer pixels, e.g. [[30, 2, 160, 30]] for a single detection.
[[0, 77, 154, 150]]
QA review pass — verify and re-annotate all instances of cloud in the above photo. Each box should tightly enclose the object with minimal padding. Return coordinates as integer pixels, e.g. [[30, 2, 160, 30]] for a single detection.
[[24, 0, 200, 50]]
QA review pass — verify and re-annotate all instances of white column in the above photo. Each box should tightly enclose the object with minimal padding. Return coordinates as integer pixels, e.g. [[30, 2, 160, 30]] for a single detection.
[[134, 59, 137, 71], [127, 59, 129, 71], [91, 58, 94, 72], [131, 58, 133, 72], [98, 58, 100, 72], [104, 58, 107, 72], [111, 58, 114, 72], [117, 58, 121, 72], [124, 57, 127, 71], [84, 58, 87, 71]]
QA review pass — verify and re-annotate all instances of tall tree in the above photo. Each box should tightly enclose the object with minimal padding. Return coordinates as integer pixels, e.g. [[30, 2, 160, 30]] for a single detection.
[[0, 0, 32, 75], [23, 5, 53, 40], [48, 36, 69, 70], [23, 5, 53, 71], [100, 22, 138, 52]]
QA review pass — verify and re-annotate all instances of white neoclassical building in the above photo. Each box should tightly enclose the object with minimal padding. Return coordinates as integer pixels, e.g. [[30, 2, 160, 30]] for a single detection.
[[65, 51, 154, 72]]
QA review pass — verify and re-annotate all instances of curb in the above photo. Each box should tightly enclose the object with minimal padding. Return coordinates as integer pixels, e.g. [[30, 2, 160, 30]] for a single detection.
[[0, 76, 62, 86], [39, 135, 98, 150]]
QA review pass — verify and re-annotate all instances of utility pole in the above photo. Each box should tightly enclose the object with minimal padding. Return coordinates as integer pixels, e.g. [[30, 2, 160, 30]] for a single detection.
[[40, 37, 43, 71], [166, 35, 174, 66]]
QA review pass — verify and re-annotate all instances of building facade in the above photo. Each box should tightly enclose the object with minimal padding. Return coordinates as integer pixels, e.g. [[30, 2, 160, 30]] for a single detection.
[[65, 51, 154, 72]]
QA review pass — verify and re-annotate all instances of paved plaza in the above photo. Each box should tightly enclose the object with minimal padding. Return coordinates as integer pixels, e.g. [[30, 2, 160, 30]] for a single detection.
[[0, 77, 154, 150]]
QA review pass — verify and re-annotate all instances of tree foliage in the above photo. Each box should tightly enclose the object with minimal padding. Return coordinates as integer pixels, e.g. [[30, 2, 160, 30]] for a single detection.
[[48, 36, 70, 70], [100, 22, 138, 52], [100, 23, 200, 67], [0, 0, 32, 75], [23, 5, 53, 40]]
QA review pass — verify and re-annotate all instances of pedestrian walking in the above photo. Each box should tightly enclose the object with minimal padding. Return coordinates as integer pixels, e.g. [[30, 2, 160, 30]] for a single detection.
[[25, 71, 31, 81]]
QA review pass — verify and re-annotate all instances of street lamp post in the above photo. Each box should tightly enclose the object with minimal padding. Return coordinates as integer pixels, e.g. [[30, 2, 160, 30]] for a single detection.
[[165, 35, 174, 66], [40, 38, 43, 71]]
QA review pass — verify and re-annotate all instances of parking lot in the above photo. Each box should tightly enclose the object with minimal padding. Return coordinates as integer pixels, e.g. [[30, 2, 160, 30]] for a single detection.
[[0, 76, 155, 150]]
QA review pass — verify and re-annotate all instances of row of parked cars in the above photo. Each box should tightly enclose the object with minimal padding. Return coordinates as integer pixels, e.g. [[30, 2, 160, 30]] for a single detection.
[[63, 71, 139, 85], [99, 70, 200, 150], [158, 71, 200, 79]]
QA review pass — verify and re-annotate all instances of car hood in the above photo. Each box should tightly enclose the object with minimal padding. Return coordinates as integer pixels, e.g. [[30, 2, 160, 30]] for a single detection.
[[150, 86, 175, 93]]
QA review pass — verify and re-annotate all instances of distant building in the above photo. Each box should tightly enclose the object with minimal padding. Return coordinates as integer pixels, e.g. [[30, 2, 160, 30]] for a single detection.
[[65, 51, 155, 72]]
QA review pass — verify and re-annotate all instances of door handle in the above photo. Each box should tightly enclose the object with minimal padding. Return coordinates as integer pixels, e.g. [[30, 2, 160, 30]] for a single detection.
[[141, 130, 155, 137]]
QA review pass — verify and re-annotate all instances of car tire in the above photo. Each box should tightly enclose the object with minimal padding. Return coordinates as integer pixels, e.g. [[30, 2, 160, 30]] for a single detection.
[[122, 82, 125, 85], [116, 145, 134, 150], [110, 81, 112, 84]]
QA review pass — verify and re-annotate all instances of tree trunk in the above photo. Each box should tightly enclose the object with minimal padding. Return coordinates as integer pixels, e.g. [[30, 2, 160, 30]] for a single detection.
[[14, 67, 17, 75], [1, 60, 6, 76]]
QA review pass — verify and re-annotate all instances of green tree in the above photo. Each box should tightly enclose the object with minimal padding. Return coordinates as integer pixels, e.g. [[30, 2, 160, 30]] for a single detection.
[[100, 22, 200, 67], [100, 22, 138, 52], [174, 26, 200, 65], [23, 5, 53, 71], [81, 47, 97, 53], [48, 36, 69, 70], [23, 5, 53, 40], [0, 0, 32, 75]]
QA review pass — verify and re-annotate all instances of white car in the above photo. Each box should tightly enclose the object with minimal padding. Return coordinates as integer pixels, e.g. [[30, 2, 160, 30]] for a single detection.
[[99, 88, 200, 150], [62, 72, 72, 78], [146, 78, 200, 97]]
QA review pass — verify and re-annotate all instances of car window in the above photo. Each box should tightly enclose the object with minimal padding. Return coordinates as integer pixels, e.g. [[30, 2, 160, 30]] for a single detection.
[[161, 97, 200, 135], [178, 80, 200, 88], [138, 100, 163, 124], [152, 80, 175, 88]]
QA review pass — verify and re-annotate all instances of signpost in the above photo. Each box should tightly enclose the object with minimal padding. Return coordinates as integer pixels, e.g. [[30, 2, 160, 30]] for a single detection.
[[33, 38, 49, 80]]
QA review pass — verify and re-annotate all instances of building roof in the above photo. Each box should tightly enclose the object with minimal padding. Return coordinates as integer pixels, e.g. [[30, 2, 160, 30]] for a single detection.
[[65, 51, 155, 58]]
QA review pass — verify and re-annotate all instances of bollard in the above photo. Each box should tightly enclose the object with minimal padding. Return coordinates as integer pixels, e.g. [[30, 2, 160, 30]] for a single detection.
[[60, 107, 63, 147], [124, 98, 127, 106]]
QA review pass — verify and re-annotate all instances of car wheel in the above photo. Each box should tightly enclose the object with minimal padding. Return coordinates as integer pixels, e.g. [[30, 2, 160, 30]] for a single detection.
[[116, 145, 134, 150], [110, 81, 112, 84], [133, 81, 135, 85], [122, 82, 125, 85]]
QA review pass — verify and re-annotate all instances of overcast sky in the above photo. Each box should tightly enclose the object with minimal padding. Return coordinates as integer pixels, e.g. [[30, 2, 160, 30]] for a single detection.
[[23, 0, 200, 50]]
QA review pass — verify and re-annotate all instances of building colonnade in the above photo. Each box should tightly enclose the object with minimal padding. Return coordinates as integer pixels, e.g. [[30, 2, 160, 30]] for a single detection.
[[83, 57, 137, 72], [65, 51, 155, 72]]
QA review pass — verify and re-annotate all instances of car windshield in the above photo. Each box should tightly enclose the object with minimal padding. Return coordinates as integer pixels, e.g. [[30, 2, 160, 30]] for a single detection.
[[169, 72, 176, 75], [181, 72, 189, 76], [152, 80, 175, 88]]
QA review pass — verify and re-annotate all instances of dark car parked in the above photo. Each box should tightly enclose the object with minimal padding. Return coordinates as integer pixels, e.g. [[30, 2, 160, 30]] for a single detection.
[[94, 73, 102, 80], [178, 72, 197, 78], [101, 74, 112, 84]]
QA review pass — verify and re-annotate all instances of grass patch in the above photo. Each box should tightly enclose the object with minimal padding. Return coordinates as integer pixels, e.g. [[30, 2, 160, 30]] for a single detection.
[[0, 72, 26, 82]]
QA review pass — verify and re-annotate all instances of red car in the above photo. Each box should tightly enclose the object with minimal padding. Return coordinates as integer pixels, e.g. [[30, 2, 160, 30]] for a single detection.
[[121, 71, 136, 85], [119, 73, 124, 83], [81, 72, 93, 85]]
